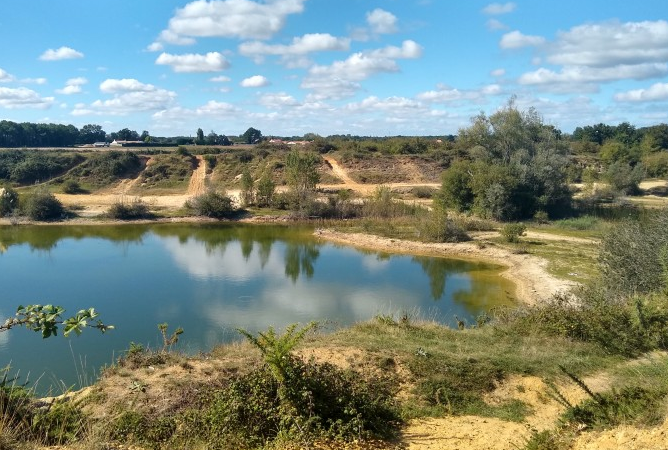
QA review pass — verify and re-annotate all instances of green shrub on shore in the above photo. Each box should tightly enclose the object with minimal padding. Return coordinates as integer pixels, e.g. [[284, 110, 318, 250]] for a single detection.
[[107, 199, 152, 220], [186, 190, 236, 218], [23, 189, 65, 221]]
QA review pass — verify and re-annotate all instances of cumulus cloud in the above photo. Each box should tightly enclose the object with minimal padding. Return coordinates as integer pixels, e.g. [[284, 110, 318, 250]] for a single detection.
[[155, 52, 230, 73], [366, 9, 398, 34], [0, 87, 54, 109], [100, 78, 158, 93], [301, 40, 422, 99], [482, 2, 516, 15], [515, 20, 668, 93], [56, 77, 87, 95], [547, 20, 668, 67], [519, 64, 668, 87], [0, 69, 15, 83], [615, 83, 668, 102], [21, 78, 47, 85], [486, 19, 508, 31], [346, 96, 422, 112], [155, 0, 306, 46], [417, 84, 502, 103], [39, 46, 84, 61], [239, 33, 350, 65], [491, 68, 506, 77], [72, 79, 176, 116], [240, 75, 269, 87], [146, 42, 164, 52], [259, 92, 300, 108], [500, 31, 546, 49]]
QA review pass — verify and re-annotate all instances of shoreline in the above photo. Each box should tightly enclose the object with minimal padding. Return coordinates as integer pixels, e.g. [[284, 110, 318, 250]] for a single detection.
[[0, 215, 576, 305], [314, 229, 577, 305]]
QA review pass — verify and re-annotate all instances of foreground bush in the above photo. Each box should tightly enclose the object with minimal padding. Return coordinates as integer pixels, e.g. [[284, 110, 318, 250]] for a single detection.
[[23, 190, 64, 221], [186, 191, 236, 218]]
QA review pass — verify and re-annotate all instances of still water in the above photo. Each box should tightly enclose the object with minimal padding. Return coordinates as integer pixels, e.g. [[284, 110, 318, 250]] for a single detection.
[[0, 224, 515, 393]]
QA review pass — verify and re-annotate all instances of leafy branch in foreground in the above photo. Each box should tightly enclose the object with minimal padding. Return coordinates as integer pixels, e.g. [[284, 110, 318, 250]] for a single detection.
[[0, 304, 113, 338]]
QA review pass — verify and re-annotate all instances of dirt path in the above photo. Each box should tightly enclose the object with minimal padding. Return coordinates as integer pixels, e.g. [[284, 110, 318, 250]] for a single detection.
[[314, 229, 576, 305], [54, 157, 208, 216], [321, 155, 440, 195], [187, 155, 207, 196]]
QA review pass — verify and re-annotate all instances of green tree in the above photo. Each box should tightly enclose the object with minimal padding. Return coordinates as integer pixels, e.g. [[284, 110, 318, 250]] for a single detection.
[[78, 124, 106, 144], [195, 128, 205, 145], [256, 171, 276, 207], [240, 168, 255, 206], [444, 99, 571, 220], [242, 127, 263, 144], [285, 150, 320, 204]]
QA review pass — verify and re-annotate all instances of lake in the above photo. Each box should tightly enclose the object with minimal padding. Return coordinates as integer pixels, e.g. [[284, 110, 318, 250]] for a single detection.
[[0, 223, 515, 393]]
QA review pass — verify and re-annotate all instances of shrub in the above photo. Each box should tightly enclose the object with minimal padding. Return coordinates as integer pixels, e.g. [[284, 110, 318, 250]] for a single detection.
[[107, 199, 152, 220], [419, 211, 470, 243], [23, 190, 65, 221], [599, 208, 668, 295], [186, 191, 236, 218], [501, 223, 526, 243], [61, 179, 84, 194], [0, 185, 19, 217]]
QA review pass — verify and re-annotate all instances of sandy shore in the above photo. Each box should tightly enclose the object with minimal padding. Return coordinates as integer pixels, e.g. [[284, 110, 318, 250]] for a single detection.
[[314, 229, 577, 305]]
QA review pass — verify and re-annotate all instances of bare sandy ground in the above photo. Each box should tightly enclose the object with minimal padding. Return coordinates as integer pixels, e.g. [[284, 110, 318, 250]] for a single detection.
[[314, 229, 576, 305]]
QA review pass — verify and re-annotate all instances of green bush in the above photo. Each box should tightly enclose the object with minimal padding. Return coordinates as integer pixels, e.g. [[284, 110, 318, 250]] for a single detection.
[[501, 223, 526, 243], [23, 190, 65, 221], [419, 211, 469, 243], [61, 179, 84, 194], [197, 358, 399, 447], [107, 200, 152, 220], [0, 185, 19, 217], [186, 191, 236, 219]]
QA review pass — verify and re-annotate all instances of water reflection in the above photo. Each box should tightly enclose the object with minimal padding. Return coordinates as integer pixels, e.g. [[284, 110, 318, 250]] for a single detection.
[[0, 223, 516, 392]]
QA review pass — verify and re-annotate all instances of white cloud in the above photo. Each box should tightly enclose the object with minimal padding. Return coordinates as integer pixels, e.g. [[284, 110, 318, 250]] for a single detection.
[[72, 79, 176, 116], [100, 78, 157, 93], [0, 87, 54, 109], [39, 46, 84, 61], [491, 68, 506, 77], [366, 9, 398, 34], [500, 31, 546, 49], [56, 77, 87, 95], [146, 42, 164, 52], [301, 41, 422, 100], [156, 52, 230, 73], [0, 69, 15, 83], [547, 20, 668, 67], [239, 33, 350, 64], [519, 64, 668, 88], [486, 19, 508, 31], [615, 83, 668, 102], [346, 96, 422, 112], [259, 92, 300, 108], [417, 84, 502, 103], [240, 75, 269, 87], [482, 2, 517, 15], [157, 0, 306, 45], [210, 75, 231, 82], [21, 77, 47, 85]]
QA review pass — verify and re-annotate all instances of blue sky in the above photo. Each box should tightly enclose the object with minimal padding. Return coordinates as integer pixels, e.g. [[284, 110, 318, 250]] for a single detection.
[[1, 0, 667, 137]]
